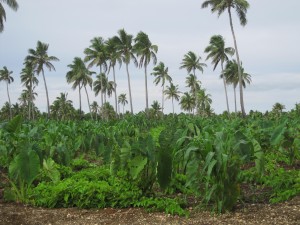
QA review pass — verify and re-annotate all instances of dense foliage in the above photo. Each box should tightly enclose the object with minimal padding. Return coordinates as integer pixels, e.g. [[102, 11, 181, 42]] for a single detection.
[[0, 110, 299, 215]]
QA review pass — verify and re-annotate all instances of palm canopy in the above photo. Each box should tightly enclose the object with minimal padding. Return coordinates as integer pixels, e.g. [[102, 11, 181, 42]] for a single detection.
[[133, 31, 158, 68], [180, 51, 207, 76], [84, 37, 108, 72], [66, 57, 94, 89], [26, 41, 59, 75], [0, 0, 18, 32], [113, 29, 137, 66], [105, 37, 122, 72], [180, 92, 195, 113], [204, 35, 235, 70], [152, 62, 172, 87], [20, 63, 38, 88], [222, 60, 251, 88], [164, 83, 181, 102], [186, 74, 201, 94], [0, 66, 14, 83], [93, 73, 115, 97], [201, 0, 249, 26]]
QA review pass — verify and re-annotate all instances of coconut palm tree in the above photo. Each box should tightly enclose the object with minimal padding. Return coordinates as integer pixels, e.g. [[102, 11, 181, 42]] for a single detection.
[[204, 34, 235, 113], [20, 62, 39, 120], [84, 37, 107, 107], [272, 103, 285, 115], [180, 51, 206, 108], [90, 101, 100, 120], [134, 31, 158, 111], [66, 57, 94, 118], [180, 51, 207, 77], [196, 88, 212, 115], [118, 93, 128, 114], [50, 92, 74, 120], [113, 29, 138, 114], [25, 41, 59, 118], [0, 66, 14, 119], [105, 37, 122, 113], [222, 60, 251, 113], [93, 73, 115, 104], [164, 83, 181, 115], [151, 62, 172, 113], [202, 0, 250, 117], [0, 0, 18, 32], [185, 74, 201, 97], [150, 100, 162, 118], [180, 92, 195, 114]]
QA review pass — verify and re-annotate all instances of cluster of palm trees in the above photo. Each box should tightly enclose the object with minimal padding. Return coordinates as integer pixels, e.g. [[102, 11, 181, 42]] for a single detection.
[[1, 0, 255, 120]]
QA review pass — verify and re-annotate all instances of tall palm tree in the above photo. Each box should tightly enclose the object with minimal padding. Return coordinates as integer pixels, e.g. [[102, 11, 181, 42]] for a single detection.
[[0, 0, 18, 32], [180, 51, 206, 108], [0, 66, 14, 119], [50, 92, 74, 120], [105, 37, 122, 113], [180, 92, 195, 114], [93, 73, 115, 104], [84, 37, 107, 107], [222, 60, 251, 113], [202, 0, 250, 116], [25, 41, 59, 118], [20, 62, 39, 120], [113, 29, 138, 114], [90, 101, 100, 120], [151, 62, 172, 113], [185, 74, 201, 97], [66, 57, 94, 118], [204, 34, 235, 113], [180, 51, 207, 76], [150, 100, 162, 118], [134, 31, 158, 111], [196, 88, 212, 115], [164, 83, 181, 115], [118, 93, 128, 114]]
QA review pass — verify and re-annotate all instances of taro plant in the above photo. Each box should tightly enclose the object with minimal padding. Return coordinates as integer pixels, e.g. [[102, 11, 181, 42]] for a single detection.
[[6, 144, 40, 202]]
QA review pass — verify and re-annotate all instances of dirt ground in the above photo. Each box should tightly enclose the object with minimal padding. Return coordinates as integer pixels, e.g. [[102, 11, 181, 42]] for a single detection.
[[0, 196, 299, 225]]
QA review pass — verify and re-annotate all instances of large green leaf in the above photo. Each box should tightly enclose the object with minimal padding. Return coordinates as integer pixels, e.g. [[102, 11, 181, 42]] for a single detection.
[[129, 156, 147, 180], [3, 115, 22, 133], [270, 122, 287, 146], [157, 149, 172, 190], [9, 149, 40, 185]]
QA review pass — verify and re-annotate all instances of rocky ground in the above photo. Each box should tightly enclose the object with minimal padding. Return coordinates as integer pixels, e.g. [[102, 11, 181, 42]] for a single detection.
[[0, 196, 299, 225]]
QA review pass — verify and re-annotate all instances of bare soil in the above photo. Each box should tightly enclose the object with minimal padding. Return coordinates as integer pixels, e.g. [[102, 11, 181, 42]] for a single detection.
[[0, 196, 299, 225]]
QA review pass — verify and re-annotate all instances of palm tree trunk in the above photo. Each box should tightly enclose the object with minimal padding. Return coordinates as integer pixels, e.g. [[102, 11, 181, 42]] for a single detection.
[[99, 67, 103, 108], [144, 65, 149, 110], [228, 7, 246, 117], [84, 86, 93, 120], [112, 66, 118, 114], [79, 85, 82, 117], [41, 70, 50, 119], [6, 82, 12, 120], [221, 62, 230, 113], [161, 85, 165, 114], [28, 82, 32, 120], [193, 69, 198, 114], [171, 97, 174, 116], [234, 85, 237, 113], [126, 63, 133, 114]]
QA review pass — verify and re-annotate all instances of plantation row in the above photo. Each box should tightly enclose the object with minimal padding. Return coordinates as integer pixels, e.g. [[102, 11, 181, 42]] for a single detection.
[[0, 112, 299, 214]]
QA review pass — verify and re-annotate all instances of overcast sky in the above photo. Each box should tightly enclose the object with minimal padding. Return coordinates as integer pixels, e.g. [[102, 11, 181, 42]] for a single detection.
[[0, 0, 299, 114]]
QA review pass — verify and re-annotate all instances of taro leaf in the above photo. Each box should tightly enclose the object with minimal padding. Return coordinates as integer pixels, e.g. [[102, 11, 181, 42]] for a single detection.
[[129, 156, 147, 180], [43, 158, 60, 183], [9, 149, 40, 185], [157, 149, 172, 190], [253, 139, 264, 175], [270, 122, 287, 146], [3, 115, 22, 133]]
